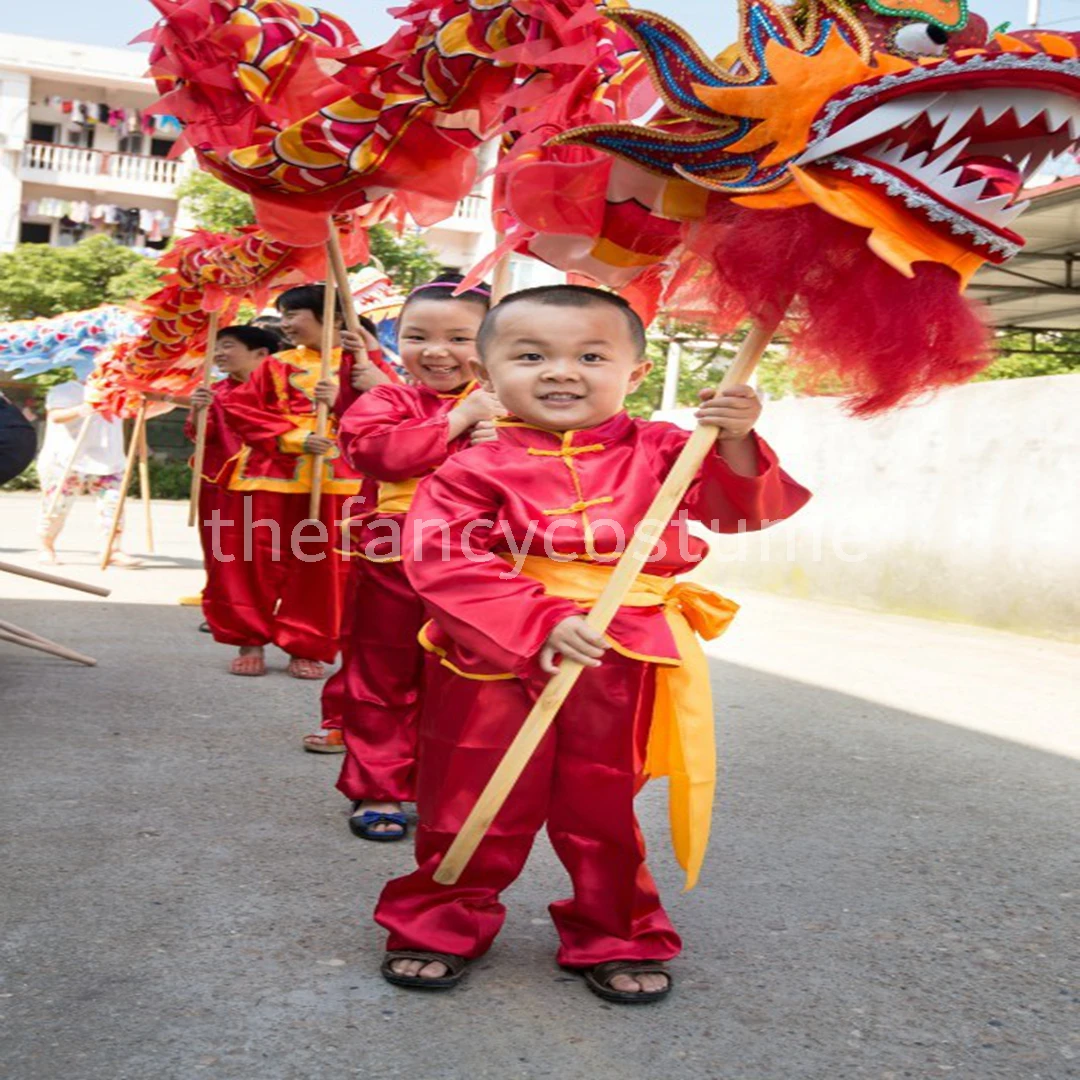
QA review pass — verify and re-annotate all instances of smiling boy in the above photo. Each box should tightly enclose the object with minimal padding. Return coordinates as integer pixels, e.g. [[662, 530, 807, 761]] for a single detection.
[[373, 285, 811, 1002]]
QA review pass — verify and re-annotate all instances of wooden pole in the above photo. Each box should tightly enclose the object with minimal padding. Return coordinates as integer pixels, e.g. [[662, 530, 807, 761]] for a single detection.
[[433, 307, 787, 886], [308, 247, 337, 520], [44, 413, 93, 520], [138, 416, 154, 554], [188, 310, 220, 528], [326, 226, 366, 342], [0, 626, 96, 667], [100, 401, 147, 571], [0, 558, 111, 597]]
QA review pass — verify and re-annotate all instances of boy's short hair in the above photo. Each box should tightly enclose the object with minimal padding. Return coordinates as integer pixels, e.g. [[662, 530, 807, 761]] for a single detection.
[[476, 284, 647, 360], [402, 271, 491, 317], [275, 283, 347, 324], [218, 324, 283, 354]]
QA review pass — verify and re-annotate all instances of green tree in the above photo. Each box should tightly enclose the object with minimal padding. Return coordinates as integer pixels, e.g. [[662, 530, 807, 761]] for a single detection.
[[366, 225, 441, 289], [0, 236, 163, 321], [175, 171, 256, 232]]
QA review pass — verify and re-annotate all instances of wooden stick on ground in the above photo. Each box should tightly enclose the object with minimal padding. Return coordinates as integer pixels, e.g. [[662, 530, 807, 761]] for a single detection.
[[100, 400, 147, 571], [0, 626, 96, 666], [0, 559, 111, 597], [138, 415, 154, 554], [433, 307, 787, 886], [44, 413, 93, 520], [308, 246, 338, 520], [188, 310, 221, 528]]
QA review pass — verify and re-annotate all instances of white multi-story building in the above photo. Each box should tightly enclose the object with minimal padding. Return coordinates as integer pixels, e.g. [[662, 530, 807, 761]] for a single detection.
[[0, 33, 191, 253], [0, 31, 561, 289]]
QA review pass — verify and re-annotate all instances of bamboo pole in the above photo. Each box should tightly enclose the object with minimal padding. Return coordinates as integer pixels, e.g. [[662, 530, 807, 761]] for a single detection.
[[0, 626, 96, 667], [308, 249, 337, 520], [187, 310, 220, 528], [0, 559, 111, 597], [326, 226, 366, 343], [44, 413, 93, 520], [138, 417, 154, 554], [100, 401, 147, 571], [433, 307, 787, 886]]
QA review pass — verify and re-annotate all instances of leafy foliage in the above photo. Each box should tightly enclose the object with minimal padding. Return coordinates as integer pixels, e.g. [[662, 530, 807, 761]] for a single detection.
[[366, 225, 441, 290], [0, 236, 162, 321], [176, 171, 256, 232]]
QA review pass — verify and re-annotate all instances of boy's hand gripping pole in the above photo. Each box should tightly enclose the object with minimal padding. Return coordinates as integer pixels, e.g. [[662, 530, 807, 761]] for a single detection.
[[433, 306, 786, 886]]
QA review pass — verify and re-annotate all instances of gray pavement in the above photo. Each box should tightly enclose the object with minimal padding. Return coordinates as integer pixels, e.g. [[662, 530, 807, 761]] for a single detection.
[[1, 493, 1077, 1080]]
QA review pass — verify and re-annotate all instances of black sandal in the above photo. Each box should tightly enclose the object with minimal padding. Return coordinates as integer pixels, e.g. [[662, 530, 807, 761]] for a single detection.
[[380, 950, 468, 990], [348, 805, 408, 842], [582, 960, 672, 1004]]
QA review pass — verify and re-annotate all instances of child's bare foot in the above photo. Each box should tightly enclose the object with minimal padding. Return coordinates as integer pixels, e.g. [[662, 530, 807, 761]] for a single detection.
[[38, 547, 58, 565], [349, 801, 407, 841], [230, 646, 266, 677], [582, 961, 672, 1003], [381, 951, 466, 989]]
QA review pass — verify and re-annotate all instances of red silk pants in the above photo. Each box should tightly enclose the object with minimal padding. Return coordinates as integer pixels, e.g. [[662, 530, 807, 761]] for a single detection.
[[332, 557, 424, 802], [374, 650, 682, 967], [200, 489, 351, 663]]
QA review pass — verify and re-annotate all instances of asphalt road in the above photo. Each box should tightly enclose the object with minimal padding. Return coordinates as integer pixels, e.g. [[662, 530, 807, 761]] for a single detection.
[[1, 494, 1077, 1080]]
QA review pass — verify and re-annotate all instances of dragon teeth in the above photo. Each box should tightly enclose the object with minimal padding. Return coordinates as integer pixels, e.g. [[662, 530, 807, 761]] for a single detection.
[[933, 103, 978, 149], [950, 178, 990, 210], [997, 199, 1031, 227]]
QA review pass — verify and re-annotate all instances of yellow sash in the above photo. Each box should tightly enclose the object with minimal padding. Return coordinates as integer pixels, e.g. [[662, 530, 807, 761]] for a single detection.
[[514, 555, 738, 890], [377, 477, 420, 515]]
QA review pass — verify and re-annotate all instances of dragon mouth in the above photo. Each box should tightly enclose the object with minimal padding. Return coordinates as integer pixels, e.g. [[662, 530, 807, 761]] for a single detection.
[[796, 59, 1080, 261]]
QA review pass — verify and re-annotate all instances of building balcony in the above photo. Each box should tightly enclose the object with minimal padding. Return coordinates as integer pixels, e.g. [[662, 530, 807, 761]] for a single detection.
[[436, 192, 489, 233], [19, 141, 188, 199]]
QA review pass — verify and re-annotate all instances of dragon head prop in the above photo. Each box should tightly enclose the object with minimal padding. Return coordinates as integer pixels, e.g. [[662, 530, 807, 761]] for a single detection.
[[557, 0, 1080, 287]]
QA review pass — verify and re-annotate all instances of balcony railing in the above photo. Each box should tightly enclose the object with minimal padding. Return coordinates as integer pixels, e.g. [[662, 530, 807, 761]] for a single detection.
[[20, 141, 185, 188], [454, 193, 487, 220]]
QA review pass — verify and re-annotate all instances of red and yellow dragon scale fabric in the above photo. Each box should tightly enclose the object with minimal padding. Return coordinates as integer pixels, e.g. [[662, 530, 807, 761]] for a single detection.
[[89, 214, 369, 418], [145, 0, 1080, 412]]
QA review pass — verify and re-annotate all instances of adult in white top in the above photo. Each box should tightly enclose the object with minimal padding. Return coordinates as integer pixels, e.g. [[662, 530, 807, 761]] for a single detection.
[[37, 381, 139, 566]]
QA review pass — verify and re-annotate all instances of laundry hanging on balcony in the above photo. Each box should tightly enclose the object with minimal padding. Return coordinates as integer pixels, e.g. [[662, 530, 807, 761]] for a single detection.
[[23, 199, 174, 239], [40, 97, 180, 135]]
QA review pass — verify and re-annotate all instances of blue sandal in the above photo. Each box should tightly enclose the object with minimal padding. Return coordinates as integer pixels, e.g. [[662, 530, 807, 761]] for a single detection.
[[349, 806, 409, 842]]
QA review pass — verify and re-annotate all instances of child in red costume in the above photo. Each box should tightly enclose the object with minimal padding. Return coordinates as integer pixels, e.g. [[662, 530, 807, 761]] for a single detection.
[[183, 324, 280, 656], [329, 276, 502, 838], [304, 315, 398, 754], [375, 285, 811, 1002], [219, 285, 391, 680]]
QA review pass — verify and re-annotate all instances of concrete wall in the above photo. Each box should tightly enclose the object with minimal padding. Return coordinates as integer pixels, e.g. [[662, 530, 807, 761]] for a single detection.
[[657, 373, 1080, 641]]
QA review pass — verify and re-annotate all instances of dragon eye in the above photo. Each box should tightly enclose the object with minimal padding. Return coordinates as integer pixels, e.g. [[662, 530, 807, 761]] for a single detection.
[[893, 21, 949, 56]]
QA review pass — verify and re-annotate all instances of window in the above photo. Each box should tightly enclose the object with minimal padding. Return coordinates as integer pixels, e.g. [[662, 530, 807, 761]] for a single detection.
[[29, 122, 58, 144], [150, 137, 175, 159], [119, 133, 144, 155], [19, 222, 51, 244], [65, 126, 95, 149]]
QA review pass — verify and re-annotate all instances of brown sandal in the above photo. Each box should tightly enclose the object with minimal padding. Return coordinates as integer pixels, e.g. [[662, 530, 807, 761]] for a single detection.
[[582, 961, 672, 1004], [287, 657, 326, 680], [230, 653, 266, 677], [381, 951, 468, 991]]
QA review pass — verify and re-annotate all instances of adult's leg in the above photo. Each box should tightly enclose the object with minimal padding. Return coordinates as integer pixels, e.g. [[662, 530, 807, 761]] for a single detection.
[[546, 654, 682, 968], [375, 659, 555, 960], [335, 557, 426, 804]]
